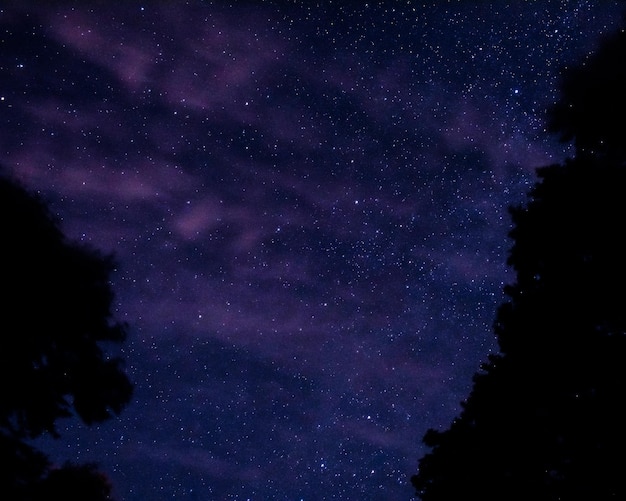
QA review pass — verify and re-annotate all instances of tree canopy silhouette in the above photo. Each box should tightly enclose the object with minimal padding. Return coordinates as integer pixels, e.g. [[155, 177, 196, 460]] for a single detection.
[[548, 22, 626, 160], [411, 19, 626, 501], [34, 462, 114, 501], [0, 172, 132, 499]]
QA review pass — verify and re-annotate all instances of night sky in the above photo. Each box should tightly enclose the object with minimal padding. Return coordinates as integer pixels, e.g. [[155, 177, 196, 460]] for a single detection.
[[1, 2, 623, 499]]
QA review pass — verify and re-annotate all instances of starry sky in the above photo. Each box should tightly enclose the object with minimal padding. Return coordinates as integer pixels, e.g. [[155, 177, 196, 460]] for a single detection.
[[1, 2, 623, 499]]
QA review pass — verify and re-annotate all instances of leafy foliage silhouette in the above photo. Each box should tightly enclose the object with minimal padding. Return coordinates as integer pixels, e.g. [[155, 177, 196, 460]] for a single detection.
[[34, 462, 114, 501], [548, 22, 626, 161], [411, 19, 626, 501], [0, 172, 132, 499]]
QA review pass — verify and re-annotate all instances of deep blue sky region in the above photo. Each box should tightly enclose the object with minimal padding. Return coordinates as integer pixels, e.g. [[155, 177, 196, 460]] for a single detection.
[[1, 2, 623, 499]]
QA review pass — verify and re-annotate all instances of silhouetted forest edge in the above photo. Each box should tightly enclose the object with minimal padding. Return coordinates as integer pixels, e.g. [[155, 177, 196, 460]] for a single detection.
[[0, 171, 132, 500], [411, 15, 626, 501]]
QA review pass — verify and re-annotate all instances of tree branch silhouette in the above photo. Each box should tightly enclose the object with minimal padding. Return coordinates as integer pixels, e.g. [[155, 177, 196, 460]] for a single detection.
[[0, 172, 132, 500]]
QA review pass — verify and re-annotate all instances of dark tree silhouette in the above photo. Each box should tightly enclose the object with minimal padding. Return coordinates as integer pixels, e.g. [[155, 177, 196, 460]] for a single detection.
[[548, 22, 626, 161], [33, 462, 114, 501], [0, 172, 132, 499], [411, 20, 626, 501]]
